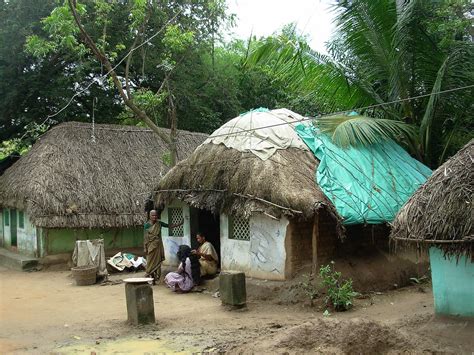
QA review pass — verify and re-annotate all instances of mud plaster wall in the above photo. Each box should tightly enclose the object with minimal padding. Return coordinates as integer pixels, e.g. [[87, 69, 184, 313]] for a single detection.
[[316, 208, 339, 266], [161, 200, 191, 266], [285, 219, 314, 278], [0, 210, 3, 247], [220, 213, 289, 281], [17, 212, 37, 257], [2, 208, 11, 248]]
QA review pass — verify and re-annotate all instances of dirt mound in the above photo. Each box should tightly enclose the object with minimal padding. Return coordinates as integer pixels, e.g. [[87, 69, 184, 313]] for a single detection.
[[232, 317, 442, 354]]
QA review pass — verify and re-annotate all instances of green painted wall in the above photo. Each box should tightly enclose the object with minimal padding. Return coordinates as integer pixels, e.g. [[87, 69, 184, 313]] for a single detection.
[[43, 227, 144, 256], [2, 208, 12, 248], [430, 247, 474, 317]]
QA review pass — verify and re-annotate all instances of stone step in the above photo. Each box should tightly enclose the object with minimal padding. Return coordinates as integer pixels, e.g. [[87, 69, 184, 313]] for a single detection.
[[0, 248, 39, 271]]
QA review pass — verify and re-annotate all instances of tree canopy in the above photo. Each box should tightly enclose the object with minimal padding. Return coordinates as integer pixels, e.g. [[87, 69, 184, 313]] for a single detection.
[[1, 0, 472, 167]]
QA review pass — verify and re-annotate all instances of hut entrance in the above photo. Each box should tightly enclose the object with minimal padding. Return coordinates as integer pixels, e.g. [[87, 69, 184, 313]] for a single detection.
[[10, 209, 17, 247], [189, 207, 221, 267]]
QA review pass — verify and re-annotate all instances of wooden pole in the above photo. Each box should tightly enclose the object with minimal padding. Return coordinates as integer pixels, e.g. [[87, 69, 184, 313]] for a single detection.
[[312, 213, 319, 274]]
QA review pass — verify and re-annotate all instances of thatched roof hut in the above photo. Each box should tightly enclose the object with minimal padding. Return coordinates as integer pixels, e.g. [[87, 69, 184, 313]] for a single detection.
[[0, 122, 207, 229], [154, 108, 341, 230], [390, 140, 473, 257]]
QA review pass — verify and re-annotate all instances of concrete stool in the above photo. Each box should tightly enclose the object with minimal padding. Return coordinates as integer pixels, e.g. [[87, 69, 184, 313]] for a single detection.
[[124, 278, 155, 325], [219, 271, 246, 308]]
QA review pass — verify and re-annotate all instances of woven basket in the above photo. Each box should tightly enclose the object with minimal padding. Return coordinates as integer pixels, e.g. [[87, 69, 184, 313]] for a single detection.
[[71, 265, 97, 286]]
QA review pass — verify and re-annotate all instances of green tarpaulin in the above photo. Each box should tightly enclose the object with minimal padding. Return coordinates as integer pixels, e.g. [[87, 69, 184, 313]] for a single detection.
[[295, 123, 432, 225]]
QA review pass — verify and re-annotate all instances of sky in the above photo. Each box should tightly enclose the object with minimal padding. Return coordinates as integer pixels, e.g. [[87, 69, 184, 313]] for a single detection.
[[225, 0, 338, 54]]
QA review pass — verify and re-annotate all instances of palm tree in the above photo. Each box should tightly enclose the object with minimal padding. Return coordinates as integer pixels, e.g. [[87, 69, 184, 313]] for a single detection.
[[246, 0, 473, 167]]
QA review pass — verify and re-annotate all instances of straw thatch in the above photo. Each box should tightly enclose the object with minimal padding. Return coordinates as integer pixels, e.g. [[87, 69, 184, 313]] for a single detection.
[[390, 140, 473, 257], [154, 142, 342, 229], [0, 122, 207, 228]]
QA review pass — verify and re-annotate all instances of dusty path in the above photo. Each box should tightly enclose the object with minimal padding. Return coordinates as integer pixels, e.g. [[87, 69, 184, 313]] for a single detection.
[[0, 267, 472, 354]]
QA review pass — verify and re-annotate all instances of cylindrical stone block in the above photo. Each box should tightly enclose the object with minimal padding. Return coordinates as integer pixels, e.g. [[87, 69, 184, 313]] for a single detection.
[[125, 282, 155, 325], [219, 271, 246, 307]]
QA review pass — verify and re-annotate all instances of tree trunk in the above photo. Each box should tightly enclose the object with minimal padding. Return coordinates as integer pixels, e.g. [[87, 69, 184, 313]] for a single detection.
[[67, 0, 172, 147]]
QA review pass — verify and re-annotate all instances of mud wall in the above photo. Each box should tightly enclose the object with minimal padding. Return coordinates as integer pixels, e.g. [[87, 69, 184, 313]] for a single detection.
[[16, 212, 37, 257], [285, 219, 313, 277], [0, 210, 3, 247], [220, 213, 289, 280], [2, 208, 11, 248]]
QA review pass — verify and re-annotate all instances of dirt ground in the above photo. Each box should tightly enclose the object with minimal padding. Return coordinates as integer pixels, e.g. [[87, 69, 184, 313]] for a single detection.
[[0, 266, 473, 354]]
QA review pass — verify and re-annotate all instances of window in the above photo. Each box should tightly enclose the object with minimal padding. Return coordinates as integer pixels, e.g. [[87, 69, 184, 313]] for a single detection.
[[4, 209, 9, 227], [18, 211, 25, 229], [229, 216, 250, 241], [168, 208, 184, 237]]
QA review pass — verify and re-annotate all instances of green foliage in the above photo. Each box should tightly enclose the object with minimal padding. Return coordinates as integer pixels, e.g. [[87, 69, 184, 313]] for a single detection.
[[0, 122, 48, 159], [319, 262, 358, 311], [118, 88, 167, 126], [315, 114, 417, 148], [161, 151, 172, 167], [298, 273, 319, 307], [247, 0, 474, 167]]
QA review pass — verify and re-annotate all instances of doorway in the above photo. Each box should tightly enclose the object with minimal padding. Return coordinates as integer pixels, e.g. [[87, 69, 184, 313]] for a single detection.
[[189, 207, 220, 266]]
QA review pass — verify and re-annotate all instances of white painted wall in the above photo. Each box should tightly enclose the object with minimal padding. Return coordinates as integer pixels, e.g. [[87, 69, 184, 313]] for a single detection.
[[220, 213, 289, 280], [161, 200, 191, 266], [2, 208, 11, 248], [17, 212, 37, 257], [0, 210, 3, 247]]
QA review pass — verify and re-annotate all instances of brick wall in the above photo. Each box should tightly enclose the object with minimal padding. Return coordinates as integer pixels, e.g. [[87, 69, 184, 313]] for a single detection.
[[316, 208, 339, 266], [285, 218, 314, 277]]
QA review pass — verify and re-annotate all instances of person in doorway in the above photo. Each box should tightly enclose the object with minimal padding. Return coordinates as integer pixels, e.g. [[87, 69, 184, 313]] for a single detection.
[[191, 232, 218, 277], [144, 209, 182, 284], [164, 245, 200, 292]]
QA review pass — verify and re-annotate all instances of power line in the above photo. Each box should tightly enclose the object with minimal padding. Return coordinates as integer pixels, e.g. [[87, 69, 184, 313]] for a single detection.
[[209, 84, 474, 139], [16, 9, 183, 143]]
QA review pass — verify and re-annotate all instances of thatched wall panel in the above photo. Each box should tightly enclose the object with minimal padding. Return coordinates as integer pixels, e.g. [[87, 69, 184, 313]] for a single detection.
[[390, 140, 473, 257], [0, 122, 207, 228]]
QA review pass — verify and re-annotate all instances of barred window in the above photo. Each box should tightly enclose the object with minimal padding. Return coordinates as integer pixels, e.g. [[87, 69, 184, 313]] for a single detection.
[[229, 216, 250, 241], [168, 208, 184, 237]]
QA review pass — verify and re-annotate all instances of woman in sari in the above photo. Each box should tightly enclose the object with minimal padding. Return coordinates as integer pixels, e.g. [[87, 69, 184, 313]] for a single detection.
[[165, 245, 200, 292]]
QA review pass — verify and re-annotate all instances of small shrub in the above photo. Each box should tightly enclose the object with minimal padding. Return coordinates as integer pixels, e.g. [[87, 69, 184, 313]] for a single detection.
[[299, 273, 319, 307], [319, 262, 358, 311]]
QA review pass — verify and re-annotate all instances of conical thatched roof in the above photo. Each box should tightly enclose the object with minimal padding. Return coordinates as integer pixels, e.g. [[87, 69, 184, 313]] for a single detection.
[[0, 122, 207, 228], [153, 109, 341, 231], [390, 140, 473, 257], [154, 144, 339, 222]]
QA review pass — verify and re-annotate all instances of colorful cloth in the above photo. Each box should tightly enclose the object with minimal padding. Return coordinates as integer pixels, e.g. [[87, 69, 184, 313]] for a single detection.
[[164, 257, 194, 292]]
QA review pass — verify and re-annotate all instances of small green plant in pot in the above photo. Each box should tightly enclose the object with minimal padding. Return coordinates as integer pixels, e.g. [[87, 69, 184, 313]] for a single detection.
[[319, 261, 358, 311]]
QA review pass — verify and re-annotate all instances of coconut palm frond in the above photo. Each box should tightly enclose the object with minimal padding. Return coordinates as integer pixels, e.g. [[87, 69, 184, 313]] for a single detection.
[[314, 114, 417, 148]]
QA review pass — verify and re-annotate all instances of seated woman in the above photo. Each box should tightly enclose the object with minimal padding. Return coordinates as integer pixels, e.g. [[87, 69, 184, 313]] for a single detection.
[[164, 245, 200, 292]]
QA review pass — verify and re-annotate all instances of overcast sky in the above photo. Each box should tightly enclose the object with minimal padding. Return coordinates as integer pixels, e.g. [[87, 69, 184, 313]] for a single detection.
[[225, 0, 338, 53]]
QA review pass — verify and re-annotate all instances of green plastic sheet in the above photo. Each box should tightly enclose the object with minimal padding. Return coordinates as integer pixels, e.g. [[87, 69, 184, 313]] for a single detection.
[[295, 124, 432, 225]]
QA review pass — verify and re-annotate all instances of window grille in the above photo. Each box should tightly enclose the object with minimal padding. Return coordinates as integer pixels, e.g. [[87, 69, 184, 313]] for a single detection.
[[229, 216, 250, 241], [18, 211, 25, 229], [4, 209, 9, 226], [168, 208, 184, 237]]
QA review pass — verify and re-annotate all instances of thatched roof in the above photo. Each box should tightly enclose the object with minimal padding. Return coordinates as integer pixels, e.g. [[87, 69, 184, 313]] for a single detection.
[[154, 143, 341, 228], [0, 122, 207, 228], [390, 140, 473, 256]]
